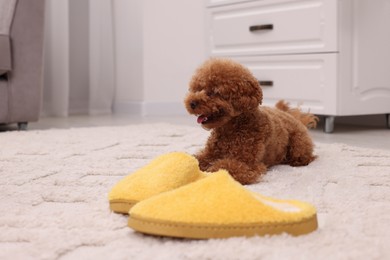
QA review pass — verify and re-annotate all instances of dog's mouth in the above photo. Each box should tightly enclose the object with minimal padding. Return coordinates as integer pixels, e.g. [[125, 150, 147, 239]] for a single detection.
[[196, 110, 225, 125], [197, 115, 210, 124]]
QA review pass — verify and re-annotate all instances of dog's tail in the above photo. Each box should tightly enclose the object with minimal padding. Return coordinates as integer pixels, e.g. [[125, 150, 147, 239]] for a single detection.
[[275, 100, 318, 129]]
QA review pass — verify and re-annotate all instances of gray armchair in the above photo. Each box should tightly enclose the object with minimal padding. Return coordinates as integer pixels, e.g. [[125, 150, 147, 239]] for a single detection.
[[0, 0, 45, 130]]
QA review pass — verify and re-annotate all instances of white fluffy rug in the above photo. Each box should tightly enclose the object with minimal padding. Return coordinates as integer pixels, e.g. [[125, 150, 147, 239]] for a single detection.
[[1, 124, 389, 260]]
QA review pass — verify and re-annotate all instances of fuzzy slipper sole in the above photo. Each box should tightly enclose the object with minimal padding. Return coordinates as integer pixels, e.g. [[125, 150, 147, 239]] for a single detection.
[[128, 214, 318, 239], [109, 199, 138, 214]]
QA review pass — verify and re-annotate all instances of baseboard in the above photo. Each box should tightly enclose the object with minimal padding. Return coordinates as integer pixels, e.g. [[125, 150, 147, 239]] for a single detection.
[[143, 101, 187, 116], [113, 101, 144, 115], [113, 101, 187, 116]]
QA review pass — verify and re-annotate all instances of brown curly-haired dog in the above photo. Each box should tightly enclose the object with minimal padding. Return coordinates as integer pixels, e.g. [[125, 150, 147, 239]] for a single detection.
[[184, 58, 318, 184]]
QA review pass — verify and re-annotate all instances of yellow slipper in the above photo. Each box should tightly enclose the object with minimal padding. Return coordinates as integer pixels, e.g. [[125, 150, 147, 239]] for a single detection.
[[108, 152, 207, 214], [128, 170, 318, 239]]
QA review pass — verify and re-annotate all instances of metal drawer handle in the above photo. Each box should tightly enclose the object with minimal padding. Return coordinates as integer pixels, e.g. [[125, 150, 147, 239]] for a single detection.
[[258, 81, 273, 87], [249, 24, 273, 32]]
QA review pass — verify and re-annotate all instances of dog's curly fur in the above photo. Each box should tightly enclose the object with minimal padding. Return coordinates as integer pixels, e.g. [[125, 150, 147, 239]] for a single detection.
[[184, 58, 318, 184]]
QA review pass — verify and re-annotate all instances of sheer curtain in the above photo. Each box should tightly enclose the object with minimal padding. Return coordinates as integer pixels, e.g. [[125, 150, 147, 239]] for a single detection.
[[43, 0, 115, 117]]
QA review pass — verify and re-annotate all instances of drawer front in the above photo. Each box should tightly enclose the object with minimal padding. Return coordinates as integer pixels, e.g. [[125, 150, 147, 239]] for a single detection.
[[207, 0, 338, 56], [233, 54, 338, 115], [207, 0, 254, 7]]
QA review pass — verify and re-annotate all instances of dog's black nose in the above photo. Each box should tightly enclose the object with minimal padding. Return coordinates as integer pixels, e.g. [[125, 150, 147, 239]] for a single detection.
[[190, 101, 198, 110]]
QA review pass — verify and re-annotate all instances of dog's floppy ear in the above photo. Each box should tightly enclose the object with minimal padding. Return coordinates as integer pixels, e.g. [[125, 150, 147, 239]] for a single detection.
[[232, 77, 263, 112]]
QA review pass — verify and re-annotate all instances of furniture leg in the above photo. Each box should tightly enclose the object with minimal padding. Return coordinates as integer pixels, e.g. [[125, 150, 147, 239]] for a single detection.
[[17, 122, 28, 131], [324, 116, 335, 133]]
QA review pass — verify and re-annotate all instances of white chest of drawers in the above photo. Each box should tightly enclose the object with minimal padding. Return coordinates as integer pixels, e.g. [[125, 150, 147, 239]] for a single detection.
[[206, 0, 390, 132]]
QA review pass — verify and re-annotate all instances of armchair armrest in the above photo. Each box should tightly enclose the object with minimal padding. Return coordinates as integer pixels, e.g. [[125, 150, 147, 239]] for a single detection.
[[0, 35, 11, 76]]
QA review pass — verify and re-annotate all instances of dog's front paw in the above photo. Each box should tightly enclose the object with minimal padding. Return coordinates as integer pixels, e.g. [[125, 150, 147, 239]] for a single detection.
[[207, 159, 266, 185], [194, 153, 214, 172]]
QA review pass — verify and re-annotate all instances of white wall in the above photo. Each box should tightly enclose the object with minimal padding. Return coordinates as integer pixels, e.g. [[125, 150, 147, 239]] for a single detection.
[[44, 0, 207, 117], [69, 0, 89, 115], [113, 0, 207, 115], [112, 0, 144, 114], [43, 0, 115, 116], [43, 0, 70, 117]]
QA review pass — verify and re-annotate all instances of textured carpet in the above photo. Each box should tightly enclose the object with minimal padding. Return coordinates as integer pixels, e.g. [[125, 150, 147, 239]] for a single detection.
[[0, 124, 389, 260]]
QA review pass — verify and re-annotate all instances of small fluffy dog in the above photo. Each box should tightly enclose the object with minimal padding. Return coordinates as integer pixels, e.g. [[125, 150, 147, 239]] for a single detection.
[[184, 58, 318, 184]]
